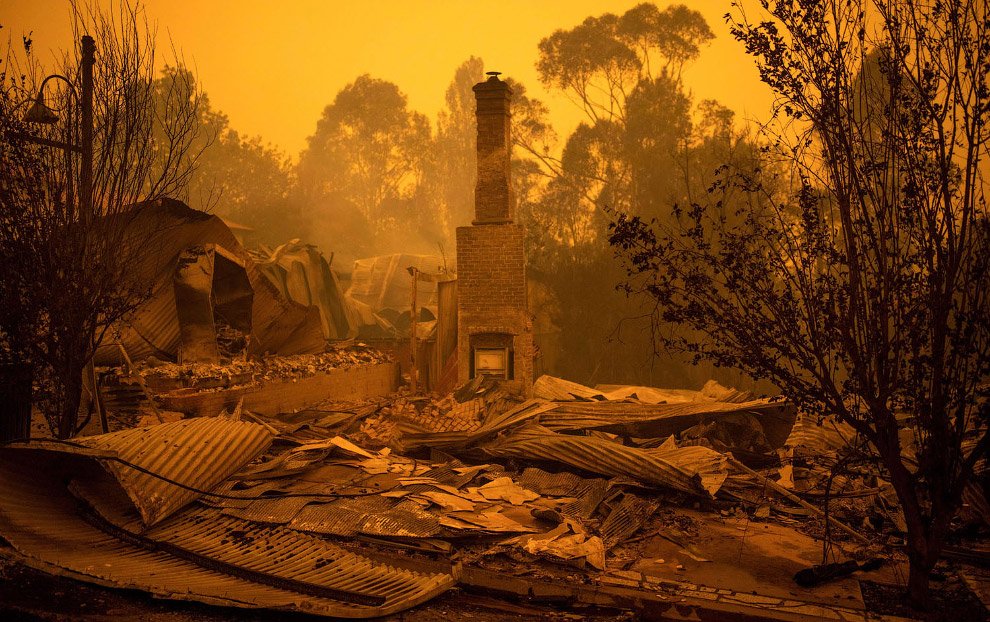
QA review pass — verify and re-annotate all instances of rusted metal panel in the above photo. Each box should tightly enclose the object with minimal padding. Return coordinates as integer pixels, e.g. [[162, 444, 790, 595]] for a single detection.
[[0, 435, 454, 618], [221, 496, 315, 524], [482, 425, 707, 496], [541, 399, 796, 449], [560, 478, 611, 519], [95, 277, 180, 364], [646, 444, 729, 496], [253, 242, 359, 340], [599, 492, 660, 549], [74, 417, 273, 526], [358, 500, 441, 538], [290, 496, 395, 537], [517, 467, 586, 497]]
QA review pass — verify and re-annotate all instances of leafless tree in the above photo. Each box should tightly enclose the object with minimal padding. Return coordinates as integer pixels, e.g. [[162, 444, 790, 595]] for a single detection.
[[0, 1, 208, 438], [611, 0, 989, 609]]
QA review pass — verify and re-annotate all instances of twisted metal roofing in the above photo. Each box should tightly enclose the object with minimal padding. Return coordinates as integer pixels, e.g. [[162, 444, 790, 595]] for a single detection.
[[0, 432, 455, 618], [482, 425, 707, 496], [74, 417, 274, 526]]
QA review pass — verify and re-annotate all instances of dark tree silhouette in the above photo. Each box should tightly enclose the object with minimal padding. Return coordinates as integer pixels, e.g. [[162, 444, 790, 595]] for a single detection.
[[609, 0, 990, 608], [0, 1, 207, 438]]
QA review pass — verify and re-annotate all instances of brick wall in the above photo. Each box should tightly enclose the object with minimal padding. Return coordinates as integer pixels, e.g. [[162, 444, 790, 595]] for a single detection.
[[455, 224, 526, 310], [455, 223, 534, 397]]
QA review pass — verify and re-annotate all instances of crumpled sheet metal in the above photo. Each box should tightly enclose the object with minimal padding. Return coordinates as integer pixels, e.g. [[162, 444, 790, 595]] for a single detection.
[[784, 415, 859, 454], [533, 375, 611, 401], [518, 467, 587, 496], [647, 442, 729, 497], [401, 399, 558, 450], [0, 441, 454, 618], [540, 399, 796, 449], [290, 496, 395, 536], [8, 417, 273, 527], [93, 199, 326, 364], [482, 425, 707, 496], [600, 493, 661, 549], [538, 375, 755, 404]]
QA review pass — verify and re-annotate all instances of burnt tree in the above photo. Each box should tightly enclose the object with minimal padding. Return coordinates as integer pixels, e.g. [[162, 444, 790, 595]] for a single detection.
[[609, 0, 990, 609]]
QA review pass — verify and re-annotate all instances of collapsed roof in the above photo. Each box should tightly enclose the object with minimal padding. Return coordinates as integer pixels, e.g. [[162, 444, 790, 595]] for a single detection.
[[94, 199, 329, 365]]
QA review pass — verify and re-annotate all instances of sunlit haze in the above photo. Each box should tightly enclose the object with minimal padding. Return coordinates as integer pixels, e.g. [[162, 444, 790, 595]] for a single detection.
[[3, 0, 774, 157]]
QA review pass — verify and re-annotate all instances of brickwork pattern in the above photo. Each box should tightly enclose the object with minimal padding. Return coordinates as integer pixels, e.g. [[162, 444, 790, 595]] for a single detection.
[[455, 225, 526, 311], [473, 78, 514, 223], [457, 75, 534, 398], [453, 219, 535, 398]]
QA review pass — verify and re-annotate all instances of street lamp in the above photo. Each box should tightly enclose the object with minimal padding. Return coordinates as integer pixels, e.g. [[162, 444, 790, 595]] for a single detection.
[[21, 35, 94, 224]]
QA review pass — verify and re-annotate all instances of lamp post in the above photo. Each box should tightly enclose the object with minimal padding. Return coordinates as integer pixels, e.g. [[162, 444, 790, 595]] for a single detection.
[[21, 35, 94, 224], [17, 36, 102, 438]]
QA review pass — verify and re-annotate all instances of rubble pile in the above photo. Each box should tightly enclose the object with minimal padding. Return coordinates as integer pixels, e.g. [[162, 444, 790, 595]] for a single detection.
[[3, 374, 988, 620], [125, 343, 390, 390]]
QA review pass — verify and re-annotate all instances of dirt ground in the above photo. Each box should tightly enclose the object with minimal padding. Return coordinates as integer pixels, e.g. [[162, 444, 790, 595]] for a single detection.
[[0, 553, 632, 622]]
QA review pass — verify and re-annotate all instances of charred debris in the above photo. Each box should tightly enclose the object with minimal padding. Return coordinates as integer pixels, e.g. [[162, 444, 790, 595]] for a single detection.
[[3, 372, 989, 620]]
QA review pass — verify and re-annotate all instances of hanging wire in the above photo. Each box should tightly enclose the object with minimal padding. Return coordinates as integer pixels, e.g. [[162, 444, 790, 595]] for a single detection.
[[0, 436, 396, 501]]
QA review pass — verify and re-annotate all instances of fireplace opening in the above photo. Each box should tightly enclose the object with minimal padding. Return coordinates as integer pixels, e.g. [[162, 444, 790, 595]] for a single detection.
[[468, 333, 515, 380]]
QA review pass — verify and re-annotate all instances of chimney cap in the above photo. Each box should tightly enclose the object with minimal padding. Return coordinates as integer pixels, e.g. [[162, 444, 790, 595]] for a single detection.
[[486, 71, 502, 78]]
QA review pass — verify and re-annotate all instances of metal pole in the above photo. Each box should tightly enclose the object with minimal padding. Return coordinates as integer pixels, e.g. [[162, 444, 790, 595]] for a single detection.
[[409, 268, 418, 393], [80, 35, 94, 225], [65, 104, 74, 221]]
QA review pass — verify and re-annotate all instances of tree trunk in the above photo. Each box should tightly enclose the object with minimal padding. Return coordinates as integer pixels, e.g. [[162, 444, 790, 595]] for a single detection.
[[57, 362, 83, 439], [906, 554, 935, 611], [882, 440, 937, 612]]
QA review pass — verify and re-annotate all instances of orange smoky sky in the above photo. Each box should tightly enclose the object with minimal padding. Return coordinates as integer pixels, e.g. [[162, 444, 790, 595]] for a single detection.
[[2, 0, 774, 158]]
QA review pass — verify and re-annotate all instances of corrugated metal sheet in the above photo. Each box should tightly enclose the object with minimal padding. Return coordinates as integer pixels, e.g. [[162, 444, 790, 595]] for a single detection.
[[784, 415, 859, 453], [98, 277, 181, 364], [534, 375, 610, 401], [517, 467, 586, 497], [482, 425, 707, 496], [254, 242, 359, 340], [358, 500, 441, 538], [560, 478, 611, 519], [290, 496, 395, 537], [592, 383, 709, 404], [599, 493, 660, 549], [645, 444, 729, 497], [541, 399, 786, 430], [541, 399, 796, 449], [222, 496, 315, 524], [197, 479, 253, 508], [71, 417, 273, 526], [401, 399, 557, 451], [0, 442, 454, 618]]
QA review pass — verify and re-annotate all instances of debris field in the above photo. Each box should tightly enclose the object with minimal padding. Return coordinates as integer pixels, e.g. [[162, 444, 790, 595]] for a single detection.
[[4, 372, 987, 620]]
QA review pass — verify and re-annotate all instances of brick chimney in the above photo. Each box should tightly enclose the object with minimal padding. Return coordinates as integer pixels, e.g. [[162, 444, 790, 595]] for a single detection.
[[472, 73, 514, 224], [455, 72, 534, 397]]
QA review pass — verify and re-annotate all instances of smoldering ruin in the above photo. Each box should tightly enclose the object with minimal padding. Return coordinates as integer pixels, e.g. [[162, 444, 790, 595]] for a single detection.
[[2, 2, 989, 621]]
